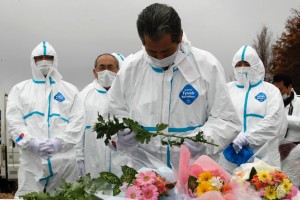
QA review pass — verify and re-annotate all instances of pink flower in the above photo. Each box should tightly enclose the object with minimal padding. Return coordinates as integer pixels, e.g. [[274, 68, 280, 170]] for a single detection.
[[285, 185, 299, 199], [125, 185, 142, 200], [135, 171, 157, 186], [141, 185, 159, 200]]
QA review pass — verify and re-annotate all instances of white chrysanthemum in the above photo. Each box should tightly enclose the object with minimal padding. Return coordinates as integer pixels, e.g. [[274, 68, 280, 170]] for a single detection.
[[210, 177, 223, 190], [276, 184, 287, 199]]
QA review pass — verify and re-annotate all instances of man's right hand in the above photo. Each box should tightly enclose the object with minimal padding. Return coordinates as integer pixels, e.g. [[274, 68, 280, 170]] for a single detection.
[[117, 128, 138, 146]]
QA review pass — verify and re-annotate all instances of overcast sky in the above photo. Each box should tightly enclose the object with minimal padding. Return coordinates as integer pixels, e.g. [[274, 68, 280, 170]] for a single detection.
[[0, 0, 299, 93]]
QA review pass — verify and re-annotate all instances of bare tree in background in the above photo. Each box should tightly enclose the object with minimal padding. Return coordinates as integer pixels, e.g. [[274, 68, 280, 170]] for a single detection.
[[253, 25, 274, 82]]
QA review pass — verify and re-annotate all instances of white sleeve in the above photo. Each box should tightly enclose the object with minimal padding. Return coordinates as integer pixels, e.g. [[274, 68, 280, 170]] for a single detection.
[[6, 85, 33, 148], [199, 61, 241, 155]]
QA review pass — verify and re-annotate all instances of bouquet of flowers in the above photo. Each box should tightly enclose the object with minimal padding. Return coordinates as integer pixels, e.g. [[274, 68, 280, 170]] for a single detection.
[[122, 167, 176, 199], [176, 145, 236, 200], [233, 158, 300, 200], [95, 147, 177, 200]]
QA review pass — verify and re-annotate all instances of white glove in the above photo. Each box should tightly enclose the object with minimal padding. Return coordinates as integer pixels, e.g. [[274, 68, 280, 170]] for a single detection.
[[232, 132, 248, 153], [117, 128, 138, 146], [27, 139, 51, 157], [183, 139, 206, 157], [40, 138, 62, 155], [77, 160, 85, 178]]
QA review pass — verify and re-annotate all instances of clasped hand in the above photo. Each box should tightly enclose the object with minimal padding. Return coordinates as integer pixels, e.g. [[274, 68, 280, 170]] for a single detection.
[[28, 138, 62, 158]]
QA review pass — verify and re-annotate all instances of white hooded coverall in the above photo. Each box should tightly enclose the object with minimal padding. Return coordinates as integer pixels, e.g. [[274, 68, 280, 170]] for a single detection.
[[6, 41, 85, 196], [219, 45, 287, 173], [107, 35, 241, 169], [281, 90, 300, 187]]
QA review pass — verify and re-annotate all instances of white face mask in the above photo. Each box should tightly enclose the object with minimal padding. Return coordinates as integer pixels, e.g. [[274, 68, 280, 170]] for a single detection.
[[282, 93, 289, 100], [234, 67, 251, 88], [97, 70, 116, 88], [36, 60, 53, 76], [146, 50, 177, 68]]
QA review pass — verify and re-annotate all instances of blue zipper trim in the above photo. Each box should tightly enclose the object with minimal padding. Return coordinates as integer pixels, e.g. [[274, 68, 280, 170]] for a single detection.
[[85, 125, 92, 129], [251, 80, 262, 88], [167, 76, 174, 169], [143, 125, 203, 133], [39, 158, 54, 181], [168, 125, 203, 132], [246, 114, 264, 118], [243, 80, 263, 132], [236, 84, 244, 88], [96, 89, 107, 94], [243, 85, 251, 132], [32, 78, 55, 84], [49, 113, 69, 123], [241, 45, 248, 61], [23, 111, 45, 119], [115, 52, 124, 61], [43, 41, 47, 56], [151, 65, 164, 73]]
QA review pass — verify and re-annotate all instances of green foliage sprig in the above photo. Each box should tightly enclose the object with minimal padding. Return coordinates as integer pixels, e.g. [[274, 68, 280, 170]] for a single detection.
[[93, 114, 218, 147], [20, 174, 108, 200]]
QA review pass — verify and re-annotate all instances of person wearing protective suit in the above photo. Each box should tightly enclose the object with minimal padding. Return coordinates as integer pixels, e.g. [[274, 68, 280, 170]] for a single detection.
[[219, 45, 287, 173], [273, 73, 300, 187], [6, 41, 85, 196], [107, 3, 241, 170], [79, 53, 124, 178]]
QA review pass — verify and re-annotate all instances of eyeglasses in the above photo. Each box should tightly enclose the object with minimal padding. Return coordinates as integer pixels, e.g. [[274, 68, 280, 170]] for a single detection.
[[34, 55, 54, 62]]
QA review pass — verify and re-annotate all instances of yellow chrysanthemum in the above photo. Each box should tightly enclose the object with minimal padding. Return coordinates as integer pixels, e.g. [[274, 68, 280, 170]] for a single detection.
[[282, 179, 293, 192], [198, 171, 213, 182], [257, 170, 271, 182], [196, 181, 214, 196], [265, 186, 277, 200]]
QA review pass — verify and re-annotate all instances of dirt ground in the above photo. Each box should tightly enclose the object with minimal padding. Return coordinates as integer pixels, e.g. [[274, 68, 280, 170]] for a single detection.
[[0, 193, 14, 199]]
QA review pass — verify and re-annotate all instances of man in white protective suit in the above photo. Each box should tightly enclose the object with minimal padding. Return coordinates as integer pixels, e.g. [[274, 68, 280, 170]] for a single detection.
[[220, 45, 287, 173], [6, 41, 85, 196], [107, 3, 241, 169], [79, 52, 124, 178], [273, 73, 300, 187]]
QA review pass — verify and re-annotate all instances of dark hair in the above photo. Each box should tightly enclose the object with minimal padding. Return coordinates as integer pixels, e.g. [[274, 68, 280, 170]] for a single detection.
[[273, 73, 292, 88], [94, 53, 119, 68], [137, 3, 182, 45]]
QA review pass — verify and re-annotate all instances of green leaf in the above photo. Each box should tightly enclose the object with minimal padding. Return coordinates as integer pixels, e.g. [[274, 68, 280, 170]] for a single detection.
[[156, 123, 168, 132], [20, 191, 51, 200], [247, 167, 257, 181], [165, 182, 176, 189], [120, 165, 138, 184], [188, 176, 198, 192], [100, 172, 121, 185], [113, 184, 121, 196], [85, 176, 110, 194]]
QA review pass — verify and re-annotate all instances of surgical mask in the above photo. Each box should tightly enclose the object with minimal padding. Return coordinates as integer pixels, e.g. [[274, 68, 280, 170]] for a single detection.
[[235, 67, 250, 76], [146, 50, 177, 68], [97, 70, 116, 88], [282, 93, 289, 100], [36, 60, 53, 76], [235, 67, 251, 88]]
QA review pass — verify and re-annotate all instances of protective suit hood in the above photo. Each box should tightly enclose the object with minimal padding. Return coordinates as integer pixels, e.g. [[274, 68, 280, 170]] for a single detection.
[[232, 45, 265, 87], [31, 41, 62, 83], [111, 52, 125, 68]]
